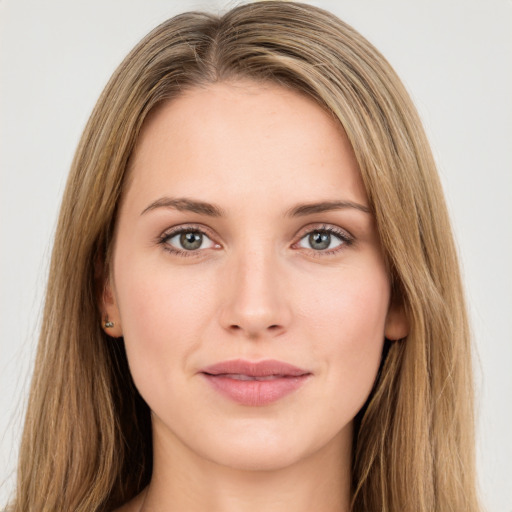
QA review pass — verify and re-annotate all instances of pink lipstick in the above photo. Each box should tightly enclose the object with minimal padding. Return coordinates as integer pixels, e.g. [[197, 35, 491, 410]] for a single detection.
[[200, 359, 311, 406]]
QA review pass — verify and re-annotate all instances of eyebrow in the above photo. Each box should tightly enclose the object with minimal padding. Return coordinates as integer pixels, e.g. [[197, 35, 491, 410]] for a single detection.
[[140, 196, 371, 218], [285, 200, 371, 217], [141, 197, 225, 217]]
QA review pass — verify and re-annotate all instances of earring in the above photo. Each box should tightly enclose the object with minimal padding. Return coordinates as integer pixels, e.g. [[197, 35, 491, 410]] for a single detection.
[[104, 319, 115, 329]]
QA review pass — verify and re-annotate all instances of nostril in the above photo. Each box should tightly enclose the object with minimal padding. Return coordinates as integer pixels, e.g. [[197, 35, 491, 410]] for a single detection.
[[268, 325, 280, 330]]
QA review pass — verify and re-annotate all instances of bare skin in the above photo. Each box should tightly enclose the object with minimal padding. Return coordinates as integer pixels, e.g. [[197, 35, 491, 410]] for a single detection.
[[106, 81, 408, 512]]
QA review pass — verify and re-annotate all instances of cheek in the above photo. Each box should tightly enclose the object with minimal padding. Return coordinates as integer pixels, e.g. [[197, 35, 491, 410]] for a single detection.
[[112, 253, 217, 391], [299, 261, 390, 341], [298, 264, 390, 409]]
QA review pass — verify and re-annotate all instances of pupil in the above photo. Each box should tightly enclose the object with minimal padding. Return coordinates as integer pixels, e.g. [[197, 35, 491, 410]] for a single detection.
[[309, 231, 330, 250], [180, 231, 202, 250]]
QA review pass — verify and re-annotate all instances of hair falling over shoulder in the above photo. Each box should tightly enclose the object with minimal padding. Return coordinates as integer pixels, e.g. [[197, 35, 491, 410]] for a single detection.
[[9, 2, 482, 511]]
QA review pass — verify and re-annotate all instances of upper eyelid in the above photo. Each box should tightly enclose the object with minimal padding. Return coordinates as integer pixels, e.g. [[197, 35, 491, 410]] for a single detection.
[[293, 223, 353, 241], [159, 223, 217, 240], [159, 222, 351, 235]]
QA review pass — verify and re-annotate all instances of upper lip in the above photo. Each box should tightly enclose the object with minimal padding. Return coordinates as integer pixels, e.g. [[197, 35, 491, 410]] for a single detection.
[[200, 359, 310, 377]]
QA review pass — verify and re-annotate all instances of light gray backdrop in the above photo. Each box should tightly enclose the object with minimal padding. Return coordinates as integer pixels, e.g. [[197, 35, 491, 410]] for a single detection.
[[1, 0, 511, 510]]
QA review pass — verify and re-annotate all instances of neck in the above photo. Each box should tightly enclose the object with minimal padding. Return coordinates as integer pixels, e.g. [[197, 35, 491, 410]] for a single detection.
[[141, 421, 353, 512]]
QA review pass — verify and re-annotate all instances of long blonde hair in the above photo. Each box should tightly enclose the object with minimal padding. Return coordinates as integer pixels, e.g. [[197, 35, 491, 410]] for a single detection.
[[11, 2, 480, 511]]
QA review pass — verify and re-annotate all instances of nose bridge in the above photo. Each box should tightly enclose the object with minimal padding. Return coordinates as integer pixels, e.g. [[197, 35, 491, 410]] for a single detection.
[[220, 237, 290, 336]]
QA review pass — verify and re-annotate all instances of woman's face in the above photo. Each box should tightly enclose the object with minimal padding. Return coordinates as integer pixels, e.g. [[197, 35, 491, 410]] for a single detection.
[[104, 81, 407, 472]]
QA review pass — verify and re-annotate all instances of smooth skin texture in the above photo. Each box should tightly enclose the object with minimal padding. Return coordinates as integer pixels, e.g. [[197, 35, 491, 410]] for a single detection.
[[104, 81, 408, 512]]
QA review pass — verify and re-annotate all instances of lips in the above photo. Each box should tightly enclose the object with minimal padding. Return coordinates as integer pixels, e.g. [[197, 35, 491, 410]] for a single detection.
[[200, 359, 311, 406]]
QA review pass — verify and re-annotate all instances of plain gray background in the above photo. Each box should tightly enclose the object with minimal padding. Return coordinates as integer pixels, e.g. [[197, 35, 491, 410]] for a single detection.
[[1, 0, 511, 510]]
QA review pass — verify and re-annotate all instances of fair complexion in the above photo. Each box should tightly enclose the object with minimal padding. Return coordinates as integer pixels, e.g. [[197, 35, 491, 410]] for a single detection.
[[105, 81, 408, 512]]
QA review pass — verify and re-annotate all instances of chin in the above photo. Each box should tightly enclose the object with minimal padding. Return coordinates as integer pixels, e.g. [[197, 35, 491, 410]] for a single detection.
[[207, 442, 309, 472], [194, 419, 350, 473]]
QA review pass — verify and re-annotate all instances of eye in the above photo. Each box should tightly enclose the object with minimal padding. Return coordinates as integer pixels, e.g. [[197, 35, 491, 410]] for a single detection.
[[296, 227, 350, 252], [163, 229, 217, 252]]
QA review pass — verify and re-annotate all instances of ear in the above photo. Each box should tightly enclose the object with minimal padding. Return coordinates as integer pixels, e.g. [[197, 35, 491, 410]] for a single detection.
[[99, 276, 123, 338], [384, 300, 409, 341]]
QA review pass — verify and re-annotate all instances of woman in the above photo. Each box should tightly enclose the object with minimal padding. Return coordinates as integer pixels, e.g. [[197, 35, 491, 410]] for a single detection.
[[8, 2, 481, 511]]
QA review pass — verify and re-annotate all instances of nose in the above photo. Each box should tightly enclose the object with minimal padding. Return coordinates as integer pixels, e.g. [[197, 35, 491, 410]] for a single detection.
[[219, 246, 292, 339]]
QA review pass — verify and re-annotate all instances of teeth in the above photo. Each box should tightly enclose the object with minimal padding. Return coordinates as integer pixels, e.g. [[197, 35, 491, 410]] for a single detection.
[[226, 374, 285, 381]]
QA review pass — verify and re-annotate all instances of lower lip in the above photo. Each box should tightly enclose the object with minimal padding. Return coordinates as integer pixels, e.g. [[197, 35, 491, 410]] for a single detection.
[[201, 374, 310, 406]]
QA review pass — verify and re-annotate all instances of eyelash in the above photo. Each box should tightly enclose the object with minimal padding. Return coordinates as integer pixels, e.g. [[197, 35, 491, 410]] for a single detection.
[[157, 223, 354, 258], [156, 224, 218, 258], [294, 224, 354, 257]]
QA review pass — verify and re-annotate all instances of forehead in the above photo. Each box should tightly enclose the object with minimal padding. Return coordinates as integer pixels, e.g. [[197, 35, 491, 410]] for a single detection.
[[124, 80, 367, 213]]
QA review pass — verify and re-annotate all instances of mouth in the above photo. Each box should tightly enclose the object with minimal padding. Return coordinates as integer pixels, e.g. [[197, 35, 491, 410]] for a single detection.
[[212, 374, 294, 381], [200, 359, 312, 406]]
